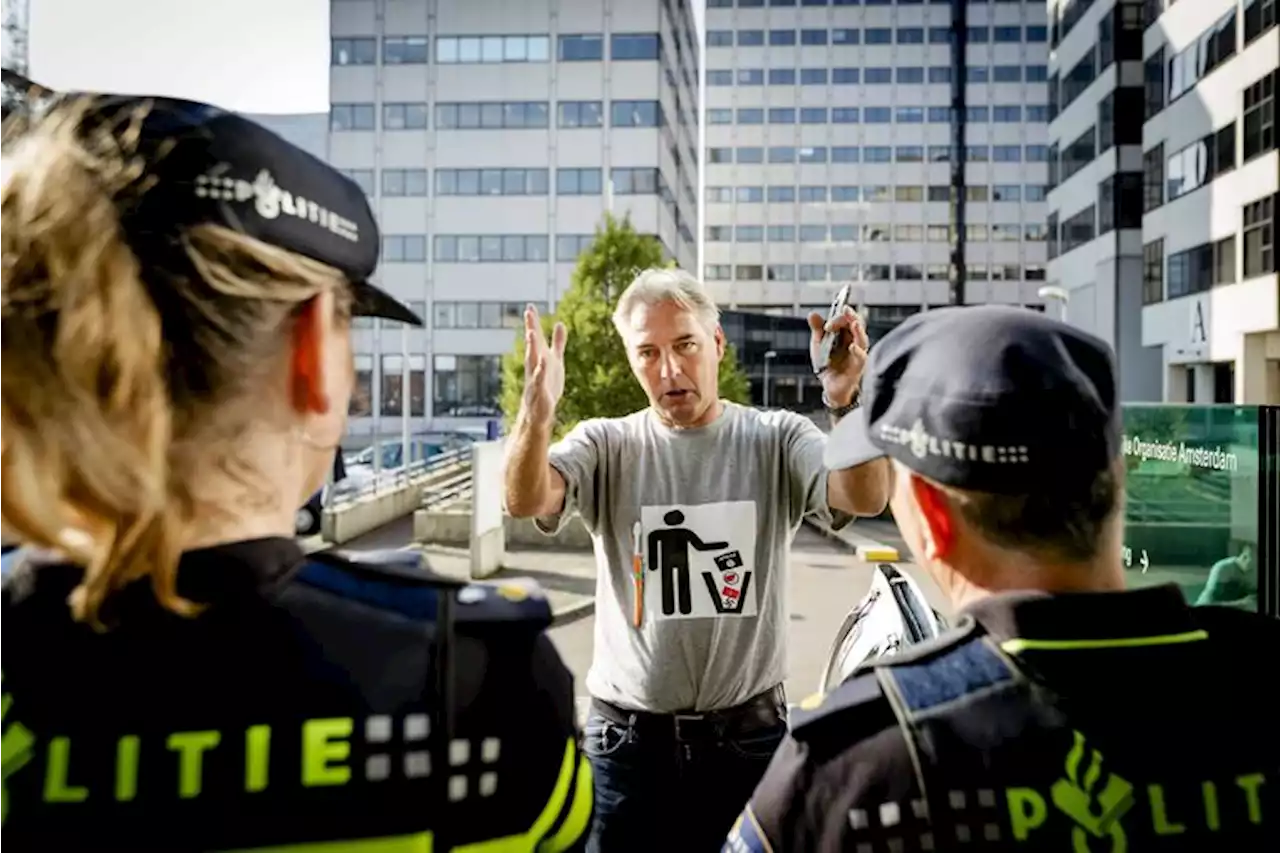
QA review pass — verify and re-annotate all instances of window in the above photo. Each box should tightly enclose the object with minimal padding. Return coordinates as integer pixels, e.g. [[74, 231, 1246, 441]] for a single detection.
[[351, 356, 372, 416], [928, 66, 950, 84], [866, 68, 892, 84], [611, 101, 661, 127], [1245, 0, 1277, 46], [330, 103, 375, 131], [433, 355, 501, 417], [1143, 48, 1165, 120], [993, 25, 1021, 43], [767, 226, 795, 243], [737, 147, 764, 163], [1026, 145, 1049, 162], [707, 70, 733, 86], [705, 264, 732, 281], [994, 65, 1022, 83], [1142, 143, 1164, 212], [769, 146, 796, 163], [772, 29, 797, 45], [435, 101, 549, 129], [1061, 205, 1096, 254], [801, 108, 827, 124], [1026, 65, 1048, 82], [558, 101, 603, 128], [1061, 53, 1096, 112], [1142, 239, 1164, 305], [380, 355, 404, 416], [1166, 124, 1236, 201], [382, 235, 427, 263], [433, 301, 537, 330], [1167, 237, 1237, 298], [833, 146, 860, 162], [433, 235, 549, 263], [612, 33, 660, 60], [331, 37, 376, 65], [735, 186, 761, 203], [1242, 71, 1276, 164], [1062, 126, 1096, 183], [800, 186, 827, 202], [897, 67, 924, 84], [612, 168, 659, 195], [898, 28, 924, 44], [1243, 195, 1276, 279], [706, 30, 734, 47], [801, 68, 829, 85], [738, 69, 765, 85], [339, 168, 374, 196], [833, 68, 859, 85], [383, 102, 428, 130], [556, 168, 603, 195], [558, 34, 604, 60], [769, 69, 797, 85], [736, 226, 764, 242], [707, 147, 732, 164], [770, 108, 796, 124], [738, 30, 764, 46], [556, 235, 594, 262], [706, 186, 732, 203], [1168, 10, 1237, 102], [866, 27, 891, 44], [381, 168, 428, 197], [897, 146, 924, 162], [833, 28, 859, 44], [770, 186, 798, 202], [734, 108, 762, 125], [383, 36, 429, 64], [800, 225, 827, 242], [993, 105, 1021, 123]]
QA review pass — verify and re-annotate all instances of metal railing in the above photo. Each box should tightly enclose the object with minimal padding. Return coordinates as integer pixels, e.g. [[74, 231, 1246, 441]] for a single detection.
[[326, 447, 472, 510]]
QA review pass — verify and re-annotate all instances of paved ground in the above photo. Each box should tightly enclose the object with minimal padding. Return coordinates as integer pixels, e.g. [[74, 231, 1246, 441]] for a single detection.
[[549, 518, 948, 725]]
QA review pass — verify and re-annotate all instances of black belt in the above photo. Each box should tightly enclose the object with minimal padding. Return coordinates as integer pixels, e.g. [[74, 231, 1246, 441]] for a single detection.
[[591, 685, 786, 742]]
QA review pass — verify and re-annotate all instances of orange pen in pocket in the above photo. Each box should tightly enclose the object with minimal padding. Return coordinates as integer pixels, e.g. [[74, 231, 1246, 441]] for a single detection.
[[632, 521, 644, 628]]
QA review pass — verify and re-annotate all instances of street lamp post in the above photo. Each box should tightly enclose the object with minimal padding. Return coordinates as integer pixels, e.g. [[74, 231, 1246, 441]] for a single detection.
[[763, 350, 777, 408], [1038, 285, 1070, 323]]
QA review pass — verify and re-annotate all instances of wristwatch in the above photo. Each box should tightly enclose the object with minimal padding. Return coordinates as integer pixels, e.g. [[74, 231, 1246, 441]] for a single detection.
[[823, 390, 860, 419]]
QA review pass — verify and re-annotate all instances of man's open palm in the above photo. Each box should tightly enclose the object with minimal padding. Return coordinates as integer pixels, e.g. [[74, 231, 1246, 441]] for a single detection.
[[522, 304, 567, 424]]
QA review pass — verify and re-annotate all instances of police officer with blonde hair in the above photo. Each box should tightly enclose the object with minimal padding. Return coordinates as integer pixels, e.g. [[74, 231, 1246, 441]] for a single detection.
[[727, 306, 1279, 852], [1, 90, 590, 851]]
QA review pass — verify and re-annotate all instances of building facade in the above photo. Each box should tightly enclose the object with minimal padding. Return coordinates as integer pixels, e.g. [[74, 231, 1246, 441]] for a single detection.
[[328, 0, 700, 443], [702, 0, 1053, 407], [1047, 0, 1278, 404], [248, 113, 330, 161]]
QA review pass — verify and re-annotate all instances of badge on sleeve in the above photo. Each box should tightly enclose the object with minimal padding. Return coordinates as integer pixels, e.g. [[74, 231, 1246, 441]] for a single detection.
[[723, 805, 773, 853]]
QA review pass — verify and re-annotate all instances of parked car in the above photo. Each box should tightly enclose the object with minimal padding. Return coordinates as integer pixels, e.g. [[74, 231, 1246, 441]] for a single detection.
[[295, 451, 348, 537]]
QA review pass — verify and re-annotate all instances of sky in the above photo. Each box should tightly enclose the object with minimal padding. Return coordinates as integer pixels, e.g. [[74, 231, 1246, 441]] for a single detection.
[[25, 0, 703, 115], [28, 0, 331, 114]]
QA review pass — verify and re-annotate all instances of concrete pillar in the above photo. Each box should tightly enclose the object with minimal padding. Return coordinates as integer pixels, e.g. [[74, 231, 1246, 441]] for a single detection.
[[1240, 331, 1280, 404]]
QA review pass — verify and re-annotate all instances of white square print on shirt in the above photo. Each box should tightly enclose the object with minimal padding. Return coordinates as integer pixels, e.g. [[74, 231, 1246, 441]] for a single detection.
[[639, 501, 758, 621]]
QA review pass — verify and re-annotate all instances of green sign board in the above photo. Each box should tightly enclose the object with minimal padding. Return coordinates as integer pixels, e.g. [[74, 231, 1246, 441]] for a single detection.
[[1121, 405, 1277, 616]]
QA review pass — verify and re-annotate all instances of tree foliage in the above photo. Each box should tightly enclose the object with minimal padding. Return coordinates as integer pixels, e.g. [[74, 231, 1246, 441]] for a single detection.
[[500, 214, 752, 439]]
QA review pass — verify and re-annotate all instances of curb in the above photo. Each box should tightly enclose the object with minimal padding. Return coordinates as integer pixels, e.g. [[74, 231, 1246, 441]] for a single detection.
[[551, 597, 596, 627]]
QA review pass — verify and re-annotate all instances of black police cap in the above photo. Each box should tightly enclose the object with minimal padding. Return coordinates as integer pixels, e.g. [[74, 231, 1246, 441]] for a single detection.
[[826, 306, 1120, 494], [21, 87, 421, 327]]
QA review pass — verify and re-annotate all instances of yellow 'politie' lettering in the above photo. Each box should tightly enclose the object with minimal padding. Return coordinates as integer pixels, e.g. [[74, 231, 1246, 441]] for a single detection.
[[167, 731, 221, 799], [1005, 774, 1269, 843], [302, 718, 353, 787]]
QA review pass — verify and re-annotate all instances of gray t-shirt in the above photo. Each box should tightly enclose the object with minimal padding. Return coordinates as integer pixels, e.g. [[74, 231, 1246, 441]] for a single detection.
[[537, 402, 850, 713]]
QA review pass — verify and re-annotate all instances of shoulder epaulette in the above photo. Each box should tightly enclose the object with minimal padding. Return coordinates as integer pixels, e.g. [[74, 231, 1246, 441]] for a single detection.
[[454, 579, 552, 630], [296, 548, 461, 621], [789, 671, 891, 742], [297, 549, 553, 629]]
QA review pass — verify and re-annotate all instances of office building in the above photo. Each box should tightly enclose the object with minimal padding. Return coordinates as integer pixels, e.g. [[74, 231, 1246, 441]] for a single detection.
[[1046, 0, 1278, 404], [702, 0, 1053, 405], [328, 0, 700, 443]]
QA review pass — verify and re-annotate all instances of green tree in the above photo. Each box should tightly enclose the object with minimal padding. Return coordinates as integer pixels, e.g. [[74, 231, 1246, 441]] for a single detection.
[[500, 214, 752, 439]]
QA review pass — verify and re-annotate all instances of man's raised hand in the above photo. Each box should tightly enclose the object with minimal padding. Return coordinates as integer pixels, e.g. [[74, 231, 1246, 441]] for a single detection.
[[521, 303, 567, 425]]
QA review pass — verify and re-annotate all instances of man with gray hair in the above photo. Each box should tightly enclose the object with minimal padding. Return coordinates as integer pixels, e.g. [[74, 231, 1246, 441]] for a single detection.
[[504, 268, 889, 852]]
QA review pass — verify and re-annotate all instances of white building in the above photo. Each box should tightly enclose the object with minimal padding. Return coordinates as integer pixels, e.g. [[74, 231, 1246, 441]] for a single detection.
[[1046, 0, 1278, 404], [328, 0, 700, 444], [701, 0, 1053, 344], [248, 113, 330, 162]]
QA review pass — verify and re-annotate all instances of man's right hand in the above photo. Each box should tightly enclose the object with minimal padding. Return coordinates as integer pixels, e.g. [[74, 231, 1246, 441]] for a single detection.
[[522, 303, 567, 426]]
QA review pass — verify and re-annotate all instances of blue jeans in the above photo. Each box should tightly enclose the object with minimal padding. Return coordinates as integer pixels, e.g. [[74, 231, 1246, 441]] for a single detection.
[[583, 703, 787, 853]]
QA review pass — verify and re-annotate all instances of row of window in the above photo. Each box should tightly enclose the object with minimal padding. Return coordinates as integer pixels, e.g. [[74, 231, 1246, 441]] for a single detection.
[[336, 167, 667, 198], [707, 144, 1051, 163], [708, 104, 1047, 124], [706, 223, 1048, 242], [1141, 195, 1276, 305], [707, 183, 1049, 203], [1138, 72, 1275, 213], [708, 64, 1049, 86], [707, 0, 1030, 7], [332, 100, 670, 132], [704, 262, 1047, 282], [348, 355, 501, 420], [331, 33, 665, 66], [707, 24, 1047, 47], [379, 234, 628, 264], [1141, 3, 1275, 123]]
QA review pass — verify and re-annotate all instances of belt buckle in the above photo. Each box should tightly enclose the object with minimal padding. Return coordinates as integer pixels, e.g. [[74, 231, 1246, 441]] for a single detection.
[[673, 712, 708, 742]]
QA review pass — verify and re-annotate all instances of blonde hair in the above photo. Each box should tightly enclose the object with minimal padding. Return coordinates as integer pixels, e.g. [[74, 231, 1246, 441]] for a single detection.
[[1, 98, 351, 626], [612, 268, 720, 336]]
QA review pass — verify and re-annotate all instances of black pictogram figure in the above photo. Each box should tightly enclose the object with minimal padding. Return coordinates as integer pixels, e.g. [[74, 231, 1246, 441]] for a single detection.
[[648, 510, 729, 615]]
